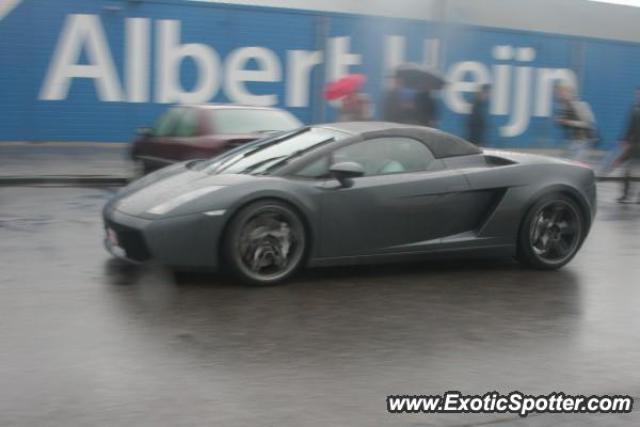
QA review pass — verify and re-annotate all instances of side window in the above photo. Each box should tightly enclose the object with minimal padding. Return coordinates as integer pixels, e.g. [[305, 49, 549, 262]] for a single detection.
[[295, 156, 331, 178], [174, 109, 199, 137], [153, 108, 182, 137], [293, 137, 435, 178]]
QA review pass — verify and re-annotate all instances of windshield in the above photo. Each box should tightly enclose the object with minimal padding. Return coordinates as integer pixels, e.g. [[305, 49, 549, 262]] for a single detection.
[[210, 108, 302, 134], [200, 127, 349, 175]]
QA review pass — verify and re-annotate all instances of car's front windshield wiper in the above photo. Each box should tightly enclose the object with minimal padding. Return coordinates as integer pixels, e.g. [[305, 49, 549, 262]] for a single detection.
[[207, 127, 310, 174], [186, 159, 205, 170], [257, 137, 335, 175], [239, 155, 287, 174], [241, 127, 309, 158], [255, 129, 282, 134]]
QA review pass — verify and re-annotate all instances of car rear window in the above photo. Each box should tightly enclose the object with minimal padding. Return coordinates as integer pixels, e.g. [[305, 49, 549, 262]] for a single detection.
[[210, 109, 301, 134]]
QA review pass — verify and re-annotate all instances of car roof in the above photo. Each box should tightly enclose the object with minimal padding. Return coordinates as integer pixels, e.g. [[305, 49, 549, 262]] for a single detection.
[[315, 121, 405, 135], [314, 122, 482, 159]]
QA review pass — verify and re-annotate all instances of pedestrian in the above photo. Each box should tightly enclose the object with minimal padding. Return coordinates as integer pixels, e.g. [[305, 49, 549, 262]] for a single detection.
[[617, 87, 640, 203], [382, 74, 414, 124], [554, 84, 596, 162], [323, 74, 372, 122], [466, 83, 491, 145], [339, 90, 372, 122], [414, 84, 440, 128]]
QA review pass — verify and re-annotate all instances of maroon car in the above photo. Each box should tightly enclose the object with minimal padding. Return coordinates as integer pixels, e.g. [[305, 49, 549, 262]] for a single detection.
[[132, 105, 302, 173]]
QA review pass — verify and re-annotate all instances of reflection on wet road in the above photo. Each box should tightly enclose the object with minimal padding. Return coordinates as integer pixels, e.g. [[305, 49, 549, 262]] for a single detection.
[[0, 184, 639, 426]]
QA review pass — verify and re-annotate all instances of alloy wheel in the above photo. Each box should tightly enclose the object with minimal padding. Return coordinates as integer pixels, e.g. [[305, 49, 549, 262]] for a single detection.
[[234, 206, 305, 282], [529, 200, 581, 264]]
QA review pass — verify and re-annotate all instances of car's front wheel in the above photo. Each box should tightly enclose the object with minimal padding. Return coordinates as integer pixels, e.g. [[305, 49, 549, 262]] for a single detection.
[[223, 200, 307, 285], [517, 194, 585, 270]]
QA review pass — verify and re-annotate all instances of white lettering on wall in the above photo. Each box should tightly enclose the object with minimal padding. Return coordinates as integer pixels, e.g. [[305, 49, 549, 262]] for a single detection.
[[225, 47, 281, 106], [423, 38, 440, 69], [37, 14, 582, 139], [326, 37, 361, 81], [156, 20, 221, 104], [385, 35, 406, 72], [500, 47, 535, 137], [286, 50, 323, 107], [444, 61, 491, 114], [534, 68, 577, 117], [126, 18, 150, 103], [384, 35, 440, 72], [491, 45, 513, 115], [40, 14, 123, 101]]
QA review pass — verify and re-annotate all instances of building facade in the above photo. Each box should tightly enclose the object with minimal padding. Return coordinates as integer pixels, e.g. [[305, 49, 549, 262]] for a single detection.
[[1, 0, 639, 148]]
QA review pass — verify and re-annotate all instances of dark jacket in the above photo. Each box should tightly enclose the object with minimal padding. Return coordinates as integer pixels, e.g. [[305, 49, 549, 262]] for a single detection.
[[467, 96, 488, 145], [555, 100, 592, 141], [623, 104, 640, 158], [414, 91, 439, 127], [382, 88, 404, 123]]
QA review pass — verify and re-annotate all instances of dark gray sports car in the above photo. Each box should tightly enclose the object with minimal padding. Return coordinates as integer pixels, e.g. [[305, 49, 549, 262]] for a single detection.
[[103, 122, 596, 285]]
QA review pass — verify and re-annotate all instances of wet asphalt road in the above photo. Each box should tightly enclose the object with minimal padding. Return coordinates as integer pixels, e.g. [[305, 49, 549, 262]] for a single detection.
[[0, 183, 639, 426]]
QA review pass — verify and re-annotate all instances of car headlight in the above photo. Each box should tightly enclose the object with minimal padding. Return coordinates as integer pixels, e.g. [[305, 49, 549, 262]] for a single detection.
[[147, 186, 224, 215]]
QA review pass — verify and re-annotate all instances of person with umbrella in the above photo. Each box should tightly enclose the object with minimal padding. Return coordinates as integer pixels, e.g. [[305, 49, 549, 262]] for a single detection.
[[382, 73, 414, 123], [393, 64, 446, 127], [414, 83, 439, 128], [324, 74, 372, 122]]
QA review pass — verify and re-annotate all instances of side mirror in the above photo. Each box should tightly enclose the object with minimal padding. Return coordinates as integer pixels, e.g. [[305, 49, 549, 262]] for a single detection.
[[330, 161, 364, 188], [136, 127, 153, 137]]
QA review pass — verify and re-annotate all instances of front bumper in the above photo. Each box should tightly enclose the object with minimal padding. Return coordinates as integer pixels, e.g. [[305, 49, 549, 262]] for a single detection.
[[103, 209, 227, 270], [104, 218, 151, 263]]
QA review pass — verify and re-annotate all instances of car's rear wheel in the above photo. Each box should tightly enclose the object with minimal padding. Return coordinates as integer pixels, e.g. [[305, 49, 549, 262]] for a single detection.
[[223, 200, 306, 285], [517, 194, 584, 270]]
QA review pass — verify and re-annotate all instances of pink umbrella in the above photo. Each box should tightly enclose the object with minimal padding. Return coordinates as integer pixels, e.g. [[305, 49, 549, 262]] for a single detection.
[[323, 74, 367, 100]]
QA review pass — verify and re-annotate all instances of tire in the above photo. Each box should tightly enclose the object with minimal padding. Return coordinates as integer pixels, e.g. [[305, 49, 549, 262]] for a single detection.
[[222, 200, 307, 286], [516, 193, 585, 270]]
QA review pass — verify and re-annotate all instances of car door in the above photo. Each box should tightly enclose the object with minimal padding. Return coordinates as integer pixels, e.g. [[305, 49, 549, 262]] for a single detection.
[[163, 107, 205, 161], [313, 137, 471, 258], [135, 107, 182, 163]]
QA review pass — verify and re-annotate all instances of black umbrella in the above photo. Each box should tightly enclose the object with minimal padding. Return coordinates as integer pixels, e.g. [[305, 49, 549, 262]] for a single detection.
[[395, 64, 447, 90]]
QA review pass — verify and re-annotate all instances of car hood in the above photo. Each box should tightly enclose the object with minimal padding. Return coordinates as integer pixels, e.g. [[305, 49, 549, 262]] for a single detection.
[[113, 162, 258, 216]]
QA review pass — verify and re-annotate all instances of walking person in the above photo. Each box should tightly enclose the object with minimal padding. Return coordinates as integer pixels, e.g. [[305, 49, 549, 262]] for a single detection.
[[339, 90, 372, 121], [466, 84, 491, 145], [554, 84, 596, 162], [324, 74, 372, 122], [414, 85, 439, 128], [382, 74, 415, 123], [617, 87, 640, 203], [388, 64, 446, 125]]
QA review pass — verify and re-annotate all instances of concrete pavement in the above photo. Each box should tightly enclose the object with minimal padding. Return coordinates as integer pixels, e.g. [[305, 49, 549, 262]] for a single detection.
[[0, 142, 132, 183], [0, 182, 638, 426]]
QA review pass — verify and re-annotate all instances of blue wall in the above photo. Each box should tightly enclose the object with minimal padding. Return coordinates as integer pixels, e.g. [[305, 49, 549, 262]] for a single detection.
[[0, 0, 638, 148]]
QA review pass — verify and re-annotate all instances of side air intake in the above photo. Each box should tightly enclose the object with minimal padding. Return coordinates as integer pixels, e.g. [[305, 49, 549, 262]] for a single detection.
[[484, 155, 517, 167]]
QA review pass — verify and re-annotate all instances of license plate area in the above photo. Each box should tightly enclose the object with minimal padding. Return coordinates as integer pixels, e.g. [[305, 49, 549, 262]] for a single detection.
[[106, 228, 119, 246]]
